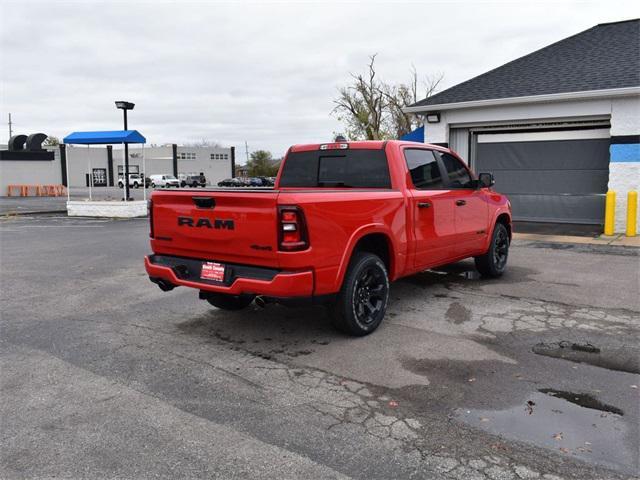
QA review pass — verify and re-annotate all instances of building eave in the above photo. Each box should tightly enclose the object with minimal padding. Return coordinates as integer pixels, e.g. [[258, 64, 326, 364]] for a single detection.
[[404, 86, 640, 113]]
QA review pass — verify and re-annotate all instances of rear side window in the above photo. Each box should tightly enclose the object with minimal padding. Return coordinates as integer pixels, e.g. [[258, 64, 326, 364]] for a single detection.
[[279, 149, 391, 188], [404, 149, 444, 189], [437, 152, 473, 188]]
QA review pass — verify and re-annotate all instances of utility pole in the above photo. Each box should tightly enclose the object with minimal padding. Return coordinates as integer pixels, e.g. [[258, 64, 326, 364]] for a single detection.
[[245, 141, 249, 164], [8, 113, 13, 139]]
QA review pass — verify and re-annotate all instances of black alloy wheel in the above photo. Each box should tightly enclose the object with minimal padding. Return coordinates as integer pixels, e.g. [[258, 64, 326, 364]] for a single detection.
[[475, 223, 509, 277], [331, 252, 389, 336], [353, 265, 387, 326]]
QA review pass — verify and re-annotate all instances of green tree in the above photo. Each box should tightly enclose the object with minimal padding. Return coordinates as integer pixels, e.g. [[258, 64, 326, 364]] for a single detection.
[[247, 150, 279, 176], [43, 135, 60, 146]]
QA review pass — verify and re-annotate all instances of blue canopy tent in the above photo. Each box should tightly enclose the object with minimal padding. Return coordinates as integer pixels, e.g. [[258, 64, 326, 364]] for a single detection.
[[63, 130, 147, 202], [400, 125, 424, 143]]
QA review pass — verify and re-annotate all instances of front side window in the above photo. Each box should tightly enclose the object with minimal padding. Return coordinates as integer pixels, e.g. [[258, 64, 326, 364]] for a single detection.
[[437, 152, 473, 188], [403, 149, 444, 189]]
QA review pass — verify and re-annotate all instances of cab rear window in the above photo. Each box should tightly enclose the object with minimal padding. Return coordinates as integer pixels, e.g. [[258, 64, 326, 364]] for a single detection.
[[279, 149, 391, 188]]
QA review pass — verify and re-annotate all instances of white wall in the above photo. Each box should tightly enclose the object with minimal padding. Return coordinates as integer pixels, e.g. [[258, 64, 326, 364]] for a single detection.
[[175, 146, 233, 184], [0, 147, 62, 195], [608, 97, 640, 231], [1, 144, 234, 193], [125, 146, 233, 185], [425, 97, 617, 145], [65, 146, 110, 187]]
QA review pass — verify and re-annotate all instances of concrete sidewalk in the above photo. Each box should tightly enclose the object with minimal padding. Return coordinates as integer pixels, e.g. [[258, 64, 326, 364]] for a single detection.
[[514, 232, 640, 248]]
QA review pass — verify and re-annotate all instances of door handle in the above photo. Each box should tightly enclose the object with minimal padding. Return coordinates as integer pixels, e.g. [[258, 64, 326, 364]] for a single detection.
[[417, 202, 431, 209], [192, 197, 215, 209], [456, 200, 466, 206]]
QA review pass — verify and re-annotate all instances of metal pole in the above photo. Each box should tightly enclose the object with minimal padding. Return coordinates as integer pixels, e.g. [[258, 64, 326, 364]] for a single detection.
[[142, 144, 146, 202], [8, 113, 13, 138], [123, 109, 130, 201], [122, 143, 126, 202], [88, 145, 93, 200], [66, 145, 70, 202]]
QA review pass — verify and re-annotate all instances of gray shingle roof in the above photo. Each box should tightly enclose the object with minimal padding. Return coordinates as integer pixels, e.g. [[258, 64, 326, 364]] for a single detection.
[[411, 19, 640, 109]]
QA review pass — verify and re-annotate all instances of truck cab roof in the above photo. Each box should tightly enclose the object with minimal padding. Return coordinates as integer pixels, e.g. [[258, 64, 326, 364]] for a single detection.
[[288, 139, 451, 153]]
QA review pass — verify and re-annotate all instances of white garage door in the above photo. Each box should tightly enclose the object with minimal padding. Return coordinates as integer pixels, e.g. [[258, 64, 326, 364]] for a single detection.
[[473, 128, 610, 224]]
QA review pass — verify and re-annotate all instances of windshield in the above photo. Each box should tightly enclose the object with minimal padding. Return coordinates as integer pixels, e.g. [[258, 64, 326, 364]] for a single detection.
[[279, 149, 391, 188]]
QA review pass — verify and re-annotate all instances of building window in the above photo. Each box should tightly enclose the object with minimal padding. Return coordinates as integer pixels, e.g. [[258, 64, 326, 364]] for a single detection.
[[210, 152, 229, 160]]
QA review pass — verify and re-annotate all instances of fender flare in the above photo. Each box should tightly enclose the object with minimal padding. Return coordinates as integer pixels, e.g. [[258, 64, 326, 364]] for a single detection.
[[333, 224, 398, 292], [483, 208, 512, 252]]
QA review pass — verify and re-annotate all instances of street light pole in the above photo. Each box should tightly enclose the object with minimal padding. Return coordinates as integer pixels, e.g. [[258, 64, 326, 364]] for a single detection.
[[115, 101, 135, 201]]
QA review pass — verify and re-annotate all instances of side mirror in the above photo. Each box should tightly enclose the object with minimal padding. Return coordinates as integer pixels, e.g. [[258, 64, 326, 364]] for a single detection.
[[478, 172, 495, 188]]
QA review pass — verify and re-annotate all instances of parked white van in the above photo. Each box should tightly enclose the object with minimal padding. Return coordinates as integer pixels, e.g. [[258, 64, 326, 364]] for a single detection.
[[149, 174, 181, 188]]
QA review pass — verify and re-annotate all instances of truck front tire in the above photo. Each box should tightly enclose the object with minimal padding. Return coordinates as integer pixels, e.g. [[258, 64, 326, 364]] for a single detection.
[[475, 223, 509, 277], [205, 293, 255, 311], [331, 252, 389, 336]]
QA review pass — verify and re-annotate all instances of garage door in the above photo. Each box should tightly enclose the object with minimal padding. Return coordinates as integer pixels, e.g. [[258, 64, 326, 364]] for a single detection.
[[473, 128, 610, 224]]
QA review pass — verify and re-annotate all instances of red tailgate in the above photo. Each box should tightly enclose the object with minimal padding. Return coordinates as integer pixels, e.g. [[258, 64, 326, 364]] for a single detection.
[[150, 189, 280, 267]]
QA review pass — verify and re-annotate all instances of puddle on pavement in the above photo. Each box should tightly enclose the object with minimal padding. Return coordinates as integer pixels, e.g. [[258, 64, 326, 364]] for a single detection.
[[457, 390, 634, 472], [539, 389, 624, 416]]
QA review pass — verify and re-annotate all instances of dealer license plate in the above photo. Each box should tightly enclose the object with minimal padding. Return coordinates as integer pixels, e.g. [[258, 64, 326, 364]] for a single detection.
[[201, 262, 225, 282]]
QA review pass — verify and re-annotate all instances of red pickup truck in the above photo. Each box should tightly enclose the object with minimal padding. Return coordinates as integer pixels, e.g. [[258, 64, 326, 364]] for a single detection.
[[145, 140, 511, 336]]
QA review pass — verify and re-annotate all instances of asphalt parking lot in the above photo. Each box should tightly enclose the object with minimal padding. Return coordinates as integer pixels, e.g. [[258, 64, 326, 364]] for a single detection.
[[1, 215, 639, 480]]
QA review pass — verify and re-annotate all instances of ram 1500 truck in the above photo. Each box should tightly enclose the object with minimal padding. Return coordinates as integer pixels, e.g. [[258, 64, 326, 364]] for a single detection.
[[145, 140, 512, 336]]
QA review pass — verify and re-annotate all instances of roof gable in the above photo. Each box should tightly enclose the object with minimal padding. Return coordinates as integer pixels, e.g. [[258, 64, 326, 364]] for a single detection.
[[411, 19, 640, 109]]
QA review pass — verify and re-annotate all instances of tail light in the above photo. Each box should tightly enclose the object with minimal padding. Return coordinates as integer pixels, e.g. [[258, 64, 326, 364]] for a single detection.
[[278, 206, 309, 251], [148, 199, 154, 238]]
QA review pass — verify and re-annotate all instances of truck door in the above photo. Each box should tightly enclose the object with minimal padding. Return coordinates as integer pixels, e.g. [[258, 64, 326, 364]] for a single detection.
[[403, 148, 457, 269], [435, 151, 489, 255]]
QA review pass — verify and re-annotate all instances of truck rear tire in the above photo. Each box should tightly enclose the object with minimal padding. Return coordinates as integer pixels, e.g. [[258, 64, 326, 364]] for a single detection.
[[205, 293, 255, 311], [331, 252, 389, 336], [475, 222, 509, 278]]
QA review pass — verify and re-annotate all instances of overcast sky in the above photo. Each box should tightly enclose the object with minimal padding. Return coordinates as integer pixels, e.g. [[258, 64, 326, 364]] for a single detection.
[[1, 0, 638, 160]]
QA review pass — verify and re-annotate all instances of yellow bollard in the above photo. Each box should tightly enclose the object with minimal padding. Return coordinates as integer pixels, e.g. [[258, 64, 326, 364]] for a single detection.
[[627, 191, 638, 237], [604, 191, 616, 236]]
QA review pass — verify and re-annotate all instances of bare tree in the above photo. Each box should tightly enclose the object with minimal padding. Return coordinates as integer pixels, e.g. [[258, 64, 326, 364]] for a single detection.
[[383, 67, 443, 139], [43, 135, 60, 146], [332, 56, 443, 140], [183, 139, 223, 148], [332, 55, 389, 140]]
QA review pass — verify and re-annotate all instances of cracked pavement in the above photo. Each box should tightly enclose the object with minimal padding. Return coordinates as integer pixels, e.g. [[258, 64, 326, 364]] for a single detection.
[[1, 215, 638, 479]]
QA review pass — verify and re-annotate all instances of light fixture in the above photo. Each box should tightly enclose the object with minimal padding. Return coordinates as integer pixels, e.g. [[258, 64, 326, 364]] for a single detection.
[[426, 113, 440, 124], [115, 101, 135, 110]]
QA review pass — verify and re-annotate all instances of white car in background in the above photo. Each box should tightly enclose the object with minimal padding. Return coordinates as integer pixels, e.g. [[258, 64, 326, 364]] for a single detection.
[[149, 174, 180, 188], [117, 174, 147, 188]]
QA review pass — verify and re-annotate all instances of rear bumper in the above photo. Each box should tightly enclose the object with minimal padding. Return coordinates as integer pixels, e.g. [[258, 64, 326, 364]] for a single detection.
[[144, 254, 314, 297]]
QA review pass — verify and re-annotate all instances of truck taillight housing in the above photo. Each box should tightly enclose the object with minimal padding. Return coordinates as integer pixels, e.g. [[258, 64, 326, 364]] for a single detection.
[[278, 206, 309, 251], [148, 199, 154, 238]]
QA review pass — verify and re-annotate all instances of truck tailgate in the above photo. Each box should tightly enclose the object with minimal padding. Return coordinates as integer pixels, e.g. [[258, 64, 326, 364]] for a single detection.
[[150, 189, 280, 266]]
